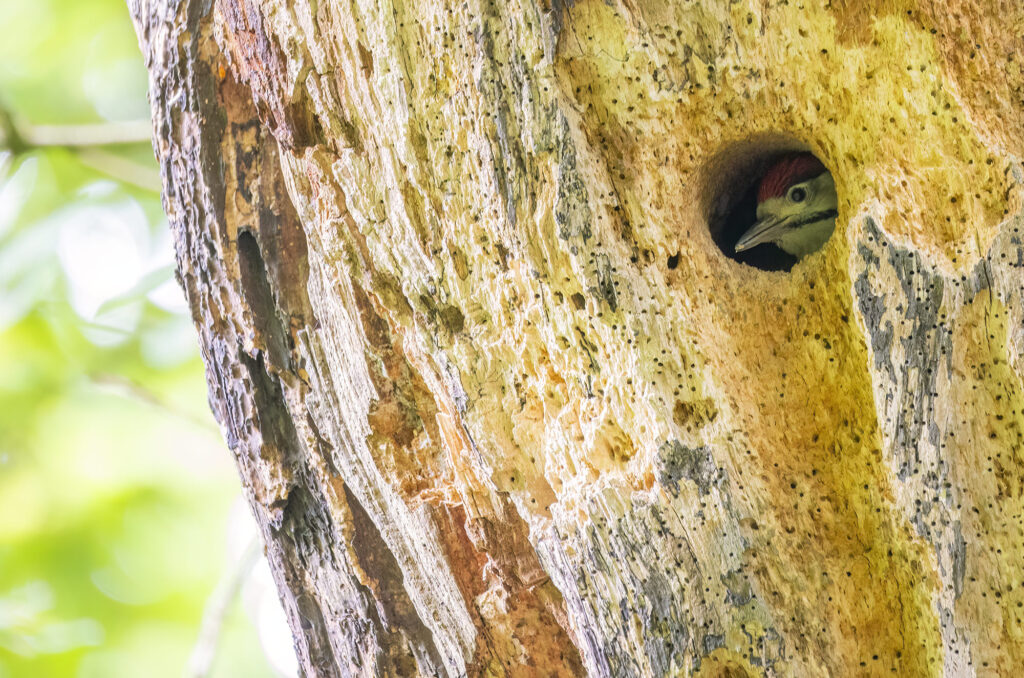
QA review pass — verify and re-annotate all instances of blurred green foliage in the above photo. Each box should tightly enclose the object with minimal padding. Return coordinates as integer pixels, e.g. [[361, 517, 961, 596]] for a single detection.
[[0, 0, 279, 676]]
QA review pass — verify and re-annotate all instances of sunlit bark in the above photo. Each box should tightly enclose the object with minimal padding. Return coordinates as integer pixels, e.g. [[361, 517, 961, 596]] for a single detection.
[[132, 0, 1024, 675]]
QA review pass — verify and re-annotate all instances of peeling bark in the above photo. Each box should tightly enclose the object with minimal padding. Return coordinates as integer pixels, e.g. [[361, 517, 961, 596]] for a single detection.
[[131, 0, 1024, 675]]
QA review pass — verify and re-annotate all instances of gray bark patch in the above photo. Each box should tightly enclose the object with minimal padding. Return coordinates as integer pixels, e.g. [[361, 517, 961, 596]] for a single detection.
[[657, 441, 722, 496]]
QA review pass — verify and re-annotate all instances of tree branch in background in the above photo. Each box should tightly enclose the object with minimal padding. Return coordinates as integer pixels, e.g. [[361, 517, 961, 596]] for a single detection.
[[90, 373, 221, 435], [76, 147, 162, 192], [186, 538, 262, 678], [0, 97, 159, 191], [0, 103, 27, 154], [18, 119, 154, 148]]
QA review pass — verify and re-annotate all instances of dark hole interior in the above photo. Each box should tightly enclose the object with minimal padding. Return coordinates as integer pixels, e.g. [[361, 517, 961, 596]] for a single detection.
[[705, 142, 830, 272]]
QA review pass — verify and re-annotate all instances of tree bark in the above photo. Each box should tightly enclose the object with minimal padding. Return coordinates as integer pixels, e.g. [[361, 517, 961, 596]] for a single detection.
[[131, 0, 1024, 675]]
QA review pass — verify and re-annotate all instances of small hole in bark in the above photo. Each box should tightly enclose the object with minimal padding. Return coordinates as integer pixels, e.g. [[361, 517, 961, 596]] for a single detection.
[[702, 137, 836, 271]]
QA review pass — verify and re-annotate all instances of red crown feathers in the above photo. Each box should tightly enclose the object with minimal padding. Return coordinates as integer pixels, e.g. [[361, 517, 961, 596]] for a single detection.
[[757, 153, 827, 203]]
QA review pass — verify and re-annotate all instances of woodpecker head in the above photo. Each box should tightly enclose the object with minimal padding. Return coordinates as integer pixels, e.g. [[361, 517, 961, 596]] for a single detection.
[[735, 153, 838, 259]]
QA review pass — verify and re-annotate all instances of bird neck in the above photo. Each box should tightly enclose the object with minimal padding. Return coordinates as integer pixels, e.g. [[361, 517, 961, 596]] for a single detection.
[[778, 216, 835, 258]]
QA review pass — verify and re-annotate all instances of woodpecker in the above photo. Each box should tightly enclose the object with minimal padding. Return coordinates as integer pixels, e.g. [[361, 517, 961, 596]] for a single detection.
[[734, 153, 838, 259]]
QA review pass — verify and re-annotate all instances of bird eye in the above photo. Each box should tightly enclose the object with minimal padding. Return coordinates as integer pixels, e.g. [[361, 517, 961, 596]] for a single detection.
[[789, 187, 807, 203]]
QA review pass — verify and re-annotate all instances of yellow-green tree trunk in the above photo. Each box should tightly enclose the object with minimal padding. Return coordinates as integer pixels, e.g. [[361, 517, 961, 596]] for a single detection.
[[131, 0, 1024, 675]]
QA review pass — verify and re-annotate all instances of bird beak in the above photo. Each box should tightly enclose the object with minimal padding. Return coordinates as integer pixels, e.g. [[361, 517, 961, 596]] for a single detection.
[[734, 215, 790, 253]]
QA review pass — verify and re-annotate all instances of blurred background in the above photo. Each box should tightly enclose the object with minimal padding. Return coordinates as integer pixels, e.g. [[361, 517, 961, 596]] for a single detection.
[[0, 0, 295, 676]]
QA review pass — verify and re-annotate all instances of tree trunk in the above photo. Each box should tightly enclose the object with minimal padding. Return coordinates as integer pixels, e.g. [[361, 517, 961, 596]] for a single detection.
[[130, 0, 1024, 675]]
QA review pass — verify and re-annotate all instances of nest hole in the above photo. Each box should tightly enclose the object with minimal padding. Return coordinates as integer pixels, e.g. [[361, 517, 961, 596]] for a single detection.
[[702, 137, 833, 272]]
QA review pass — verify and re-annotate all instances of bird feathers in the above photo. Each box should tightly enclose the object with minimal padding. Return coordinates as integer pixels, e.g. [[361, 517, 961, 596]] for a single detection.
[[757, 152, 827, 203], [736, 170, 838, 258]]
